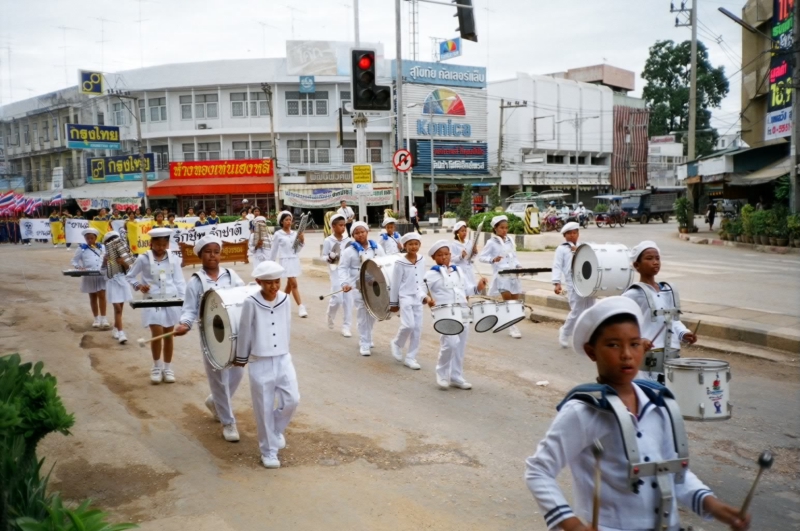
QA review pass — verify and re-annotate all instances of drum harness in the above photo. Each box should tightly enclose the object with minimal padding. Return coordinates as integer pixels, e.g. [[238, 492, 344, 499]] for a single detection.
[[147, 250, 179, 307], [628, 282, 682, 377], [348, 239, 378, 291], [560, 381, 690, 531]]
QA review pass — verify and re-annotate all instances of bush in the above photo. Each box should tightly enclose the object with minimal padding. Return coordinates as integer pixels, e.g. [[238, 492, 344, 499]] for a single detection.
[[468, 212, 525, 234], [674, 197, 690, 228], [219, 215, 240, 223], [595, 203, 609, 213], [442, 211, 457, 218], [787, 214, 800, 239], [455, 186, 473, 220], [751, 210, 769, 235], [16, 497, 138, 531], [767, 205, 789, 237], [741, 204, 755, 236]]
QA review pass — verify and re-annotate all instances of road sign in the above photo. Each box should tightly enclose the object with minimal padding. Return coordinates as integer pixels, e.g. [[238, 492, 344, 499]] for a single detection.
[[352, 164, 373, 184], [392, 149, 413, 172], [429, 183, 439, 194], [354, 183, 374, 196]]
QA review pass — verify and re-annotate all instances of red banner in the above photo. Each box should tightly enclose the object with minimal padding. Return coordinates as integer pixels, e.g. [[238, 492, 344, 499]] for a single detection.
[[169, 159, 274, 179]]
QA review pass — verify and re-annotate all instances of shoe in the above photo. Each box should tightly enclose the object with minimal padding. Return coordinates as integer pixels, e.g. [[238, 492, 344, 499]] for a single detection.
[[370, 341, 375, 348], [509, 325, 522, 339], [100, 318, 111, 330], [163, 369, 176, 383], [341, 327, 352, 338], [117, 331, 127, 345], [450, 380, 473, 390], [327, 312, 334, 330], [261, 456, 281, 469], [150, 366, 163, 384], [437, 378, 450, 390], [92, 317, 101, 328], [111, 327, 119, 339], [205, 395, 219, 420], [404, 358, 421, 370], [53, 244, 57, 248], [558, 326, 569, 349], [223, 424, 240, 442], [391, 341, 403, 362], [360, 347, 371, 356], [298, 305, 308, 318], [276, 432, 286, 450]]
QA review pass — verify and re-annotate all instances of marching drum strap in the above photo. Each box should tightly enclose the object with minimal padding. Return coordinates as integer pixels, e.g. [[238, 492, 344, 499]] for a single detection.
[[193, 268, 230, 295], [147, 250, 174, 300]]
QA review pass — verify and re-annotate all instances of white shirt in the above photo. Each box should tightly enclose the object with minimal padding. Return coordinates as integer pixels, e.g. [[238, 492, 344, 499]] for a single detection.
[[337, 206, 355, 222], [235, 290, 291, 363], [389, 255, 427, 307], [551, 241, 577, 287], [269, 229, 302, 261], [423, 265, 478, 306], [379, 231, 403, 255], [623, 283, 689, 350], [449, 239, 476, 269], [249, 234, 271, 259], [478, 235, 520, 275], [179, 268, 244, 330], [410, 206, 418, 218], [126, 251, 186, 299], [526, 383, 713, 530], [337, 240, 385, 289], [71, 244, 105, 270]]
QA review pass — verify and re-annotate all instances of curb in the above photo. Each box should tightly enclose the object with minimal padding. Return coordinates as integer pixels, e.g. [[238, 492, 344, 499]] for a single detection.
[[677, 232, 800, 255]]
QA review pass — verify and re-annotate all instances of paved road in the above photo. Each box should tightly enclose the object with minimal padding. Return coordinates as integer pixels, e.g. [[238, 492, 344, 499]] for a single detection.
[[2, 246, 797, 530]]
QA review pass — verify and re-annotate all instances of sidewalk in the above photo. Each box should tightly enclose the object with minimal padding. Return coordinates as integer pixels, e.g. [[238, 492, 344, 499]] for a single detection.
[[677, 231, 800, 255]]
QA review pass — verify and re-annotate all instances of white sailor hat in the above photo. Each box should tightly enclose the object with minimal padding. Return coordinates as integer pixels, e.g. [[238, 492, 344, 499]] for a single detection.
[[81, 227, 100, 237], [351, 221, 369, 234], [278, 210, 293, 222], [631, 240, 660, 262], [561, 222, 580, 234], [330, 213, 346, 224], [428, 239, 451, 257], [254, 215, 267, 223], [194, 234, 223, 256], [148, 227, 173, 239], [252, 260, 285, 280], [491, 215, 508, 228], [452, 220, 467, 233], [400, 232, 421, 245], [572, 296, 644, 356], [381, 217, 397, 227], [102, 231, 120, 243]]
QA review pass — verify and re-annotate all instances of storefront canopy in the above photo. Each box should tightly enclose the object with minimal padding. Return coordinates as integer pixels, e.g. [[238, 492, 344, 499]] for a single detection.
[[147, 177, 274, 197], [67, 181, 145, 199], [727, 157, 791, 186]]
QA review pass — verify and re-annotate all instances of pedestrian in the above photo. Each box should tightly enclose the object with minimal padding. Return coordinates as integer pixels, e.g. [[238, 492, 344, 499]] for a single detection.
[[478, 215, 524, 339], [389, 232, 427, 370], [706, 200, 717, 231], [72, 227, 110, 329], [101, 231, 133, 344], [449, 220, 477, 283], [153, 210, 167, 227], [322, 214, 352, 337], [409, 202, 421, 233], [379, 216, 403, 255], [551, 221, 595, 348], [337, 200, 355, 236], [270, 211, 307, 318]]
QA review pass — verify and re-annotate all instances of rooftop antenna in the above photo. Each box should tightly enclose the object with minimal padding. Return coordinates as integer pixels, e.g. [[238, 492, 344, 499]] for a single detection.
[[257, 21, 277, 57], [282, 4, 306, 39], [133, 0, 151, 68], [341, 3, 352, 41], [56, 26, 80, 86], [92, 17, 118, 72]]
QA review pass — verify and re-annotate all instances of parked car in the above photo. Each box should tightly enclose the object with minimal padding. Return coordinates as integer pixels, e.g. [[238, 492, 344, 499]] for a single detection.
[[713, 198, 746, 217], [620, 189, 680, 224]]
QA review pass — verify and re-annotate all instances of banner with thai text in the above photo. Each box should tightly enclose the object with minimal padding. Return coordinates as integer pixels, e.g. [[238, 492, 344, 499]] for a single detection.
[[123, 220, 249, 255], [169, 159, 274, 179], [87, 154, 157, 183], [19, 219, 51, 240], [283, 188, 393, 208], [65, 124, 121, 150], [76, 198, 142, 212], [64, 219, 113, 244]]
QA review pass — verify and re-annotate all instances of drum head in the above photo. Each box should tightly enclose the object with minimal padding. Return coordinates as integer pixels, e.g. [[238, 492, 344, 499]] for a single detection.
[[665, 358, 729, 370], [434, 319, 464, 336], [474, 315, 498, 333], [360, 259, 391, 320], [200, 291, 235, 370], [571, 244, 598, 298], [493, 315, 524, 333]]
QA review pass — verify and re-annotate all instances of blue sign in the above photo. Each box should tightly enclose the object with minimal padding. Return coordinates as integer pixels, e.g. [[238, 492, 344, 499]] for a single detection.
[[65, 124, 121, 150], [417, 119, 471, 138], [409, 141, 488, 175], [299, 76, 316, 94], [87, 154, 157, 183], [392, 60, 486, 89], [79, 71, 104, 95], [439, 38, 462, 61]]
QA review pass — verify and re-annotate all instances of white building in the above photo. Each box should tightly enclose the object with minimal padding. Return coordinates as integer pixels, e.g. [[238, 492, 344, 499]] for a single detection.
[[648, 135, 687, 188]]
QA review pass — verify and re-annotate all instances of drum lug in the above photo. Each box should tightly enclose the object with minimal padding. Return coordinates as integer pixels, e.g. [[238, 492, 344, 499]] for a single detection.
[[699, 402, 704, 415], [726, 370, 731, 382], [698, 373, 704, 385], [666, 368, 673, 382]]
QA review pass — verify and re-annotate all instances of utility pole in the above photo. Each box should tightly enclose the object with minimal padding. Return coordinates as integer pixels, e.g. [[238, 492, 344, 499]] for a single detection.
[[557, 113, 599, 204], [395, 0, 407, 219], [261, 83, 280, 216], [497, 100, 526, 186], [625, 113, 634, 190]]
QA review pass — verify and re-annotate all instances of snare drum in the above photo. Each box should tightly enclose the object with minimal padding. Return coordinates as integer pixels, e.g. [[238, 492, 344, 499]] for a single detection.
[[471, 300, 499, 333], [200, 285, 260, 370], [640, 348, 680, 374], [431, 303, 471, 335], [493, 300, 525, 333], [571, 243, 634, 298], [664, 358, 732, 421], [360, 254, 402, 321]]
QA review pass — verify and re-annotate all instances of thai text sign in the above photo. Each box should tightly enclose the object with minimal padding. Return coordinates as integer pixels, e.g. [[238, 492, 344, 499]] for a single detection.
[[169, 159, 274, 179], [307, 171, 352, 184], [765, 0, 794, 141], [393, 60, 487, 89], [65, 124, 121, 150], [179, 241, 249, 267], [87, 154, 157, 183], [352, 164, 373, 184]]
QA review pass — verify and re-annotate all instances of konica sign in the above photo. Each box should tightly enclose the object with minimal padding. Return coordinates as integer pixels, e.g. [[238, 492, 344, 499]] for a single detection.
[[393, 60, 486, 89]]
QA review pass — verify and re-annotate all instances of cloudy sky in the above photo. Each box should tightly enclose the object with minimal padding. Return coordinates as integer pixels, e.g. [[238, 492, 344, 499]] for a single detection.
[[0, 0, 745, 136]]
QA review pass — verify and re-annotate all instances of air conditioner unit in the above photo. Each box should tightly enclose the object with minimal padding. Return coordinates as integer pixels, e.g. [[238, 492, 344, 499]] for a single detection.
[[197, 124, 208, 130]]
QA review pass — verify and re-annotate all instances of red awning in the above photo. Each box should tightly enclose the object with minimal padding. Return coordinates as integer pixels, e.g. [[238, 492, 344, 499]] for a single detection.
[[147, 177, 275, 197]]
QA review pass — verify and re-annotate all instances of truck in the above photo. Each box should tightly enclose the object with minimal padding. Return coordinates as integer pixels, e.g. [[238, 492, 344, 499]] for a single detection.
[[620, 188, 683, 224]]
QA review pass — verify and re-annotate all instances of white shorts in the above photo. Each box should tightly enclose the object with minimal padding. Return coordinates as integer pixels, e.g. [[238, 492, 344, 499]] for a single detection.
[[140, 306, 181, 328], [489, 275, 521, 296], [280, 256, 302, 278]]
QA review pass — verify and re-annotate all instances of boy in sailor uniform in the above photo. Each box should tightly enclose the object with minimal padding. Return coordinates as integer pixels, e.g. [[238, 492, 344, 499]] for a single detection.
[[323, 214, 353, 336], [72, 227, 110, 329], [379, 217, 403, 255], [235, 261, 300, 469], [101, 231, 133, 344], [248, 215, 271, 267], [340, 221, 386, 356], [623, 241, 697, 383], [426, 240, 487, 390], [551, 222, 595, 348], [126, 227, 187, 384], [175, 235, 245, 443], [525, 297, 749, 531], [478, 215, 524, 339], [389, 233, 429, 370]]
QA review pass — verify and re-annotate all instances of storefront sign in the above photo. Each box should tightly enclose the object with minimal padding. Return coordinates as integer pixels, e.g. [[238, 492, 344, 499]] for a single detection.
[[65, 124, 121, 150], [413, 141, 489, 175], [79, 71, 104, 95], [87, 154, 157, 183], [393, 59, 487, 89], [169, 159, 274, 179], [75, 197, 142, 212], [179, 241, 248, 267], [438, 38, 462, 61], [283, 188, 392, 208], [650, 135, 676, 144], [307, 171, 351, 184], [299, 75, 316, 93], [765, 0, 793, 141]]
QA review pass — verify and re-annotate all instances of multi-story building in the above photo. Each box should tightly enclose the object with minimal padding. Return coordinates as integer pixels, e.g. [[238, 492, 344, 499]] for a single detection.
[[648, 135, 688, 188]]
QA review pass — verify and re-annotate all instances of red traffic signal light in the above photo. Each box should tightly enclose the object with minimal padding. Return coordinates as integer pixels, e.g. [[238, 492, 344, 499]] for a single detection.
[[358, 54, 373, 70], [350, 49, 392, 112]]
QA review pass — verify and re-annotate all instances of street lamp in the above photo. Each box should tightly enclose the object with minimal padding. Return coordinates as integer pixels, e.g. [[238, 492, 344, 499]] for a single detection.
[[407, 97, 455, 216]]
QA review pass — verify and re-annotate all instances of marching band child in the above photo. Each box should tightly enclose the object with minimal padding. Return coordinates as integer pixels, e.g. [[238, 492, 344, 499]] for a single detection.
[[552, 222, 595, 349], [479, 215, 523, 339], [235, 260, 301, 469], [194, 210, 210, 227], [270, 211, 307, 317], [249, 216, 271, 267], [207, 208, 220, 225], [323, 214, 352, 337], [425, 240, 486, 390], [450, 220, 477, 283], [101, 231, 133, 344], [525, 296, 749, 531], [126, 227, 186, 384], [340, 221, 385, 356], [389, 233, 428, 370], [72, 227, 110, 329], [623, 241, 697, 383], [379, 217, 403, 255], [175, 235, 245, 443], [164, 212, 179, 229]]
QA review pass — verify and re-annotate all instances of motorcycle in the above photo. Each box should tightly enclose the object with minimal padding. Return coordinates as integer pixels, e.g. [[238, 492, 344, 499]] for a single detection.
[[595, 210, 627, 228]]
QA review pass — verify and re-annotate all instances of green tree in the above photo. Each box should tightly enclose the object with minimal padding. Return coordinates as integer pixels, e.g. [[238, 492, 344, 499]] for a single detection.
[[488, 185, 501, 210], [642, 40, 729, 157], [455, 186, 473, 220]]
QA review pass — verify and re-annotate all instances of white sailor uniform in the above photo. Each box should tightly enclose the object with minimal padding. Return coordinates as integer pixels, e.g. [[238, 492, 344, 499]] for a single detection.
[[126, 251, 186, 328], [552, 241, 595, 340], [248, 234, 271, 266], [72, 244, 107, 293], [338, 240, 385, 352], [235, 290, 300, 461], [379, 231, 403, 255], [479, 234, 521, 296], [180, 268, 246, 426], [526, 382, 714, 531], [322, 234, 352, 330], [105, 263, 133, 304], [424, 265, 480, 385], [449, 239, 476, 284], [269, 229, 303, 278], [389, 255, 427, 362]]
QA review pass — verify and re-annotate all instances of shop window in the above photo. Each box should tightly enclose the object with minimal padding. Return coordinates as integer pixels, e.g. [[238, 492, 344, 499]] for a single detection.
[[138, 99, 146, 123], [111, 102, 126, 126], [96, 112, 105, 126], [196, 94, 219, 119], [251, 140, 272, 159], [42, 121, 49, 142], [249, 92, 269, 117], [343, 139, 356, 163], [233, 141, 249, 159], [197, 142, 221, 161], [285, 91, 328, 116], [231, 93, 247, 118], [180, 96, 193, 120], [182, 143, 195, 162], [341, 90, 352, 115], [287, 139, 329, 164], [149, 97, 167, 122], [547, 154, 564, 164], [368, 139, 382, 163]]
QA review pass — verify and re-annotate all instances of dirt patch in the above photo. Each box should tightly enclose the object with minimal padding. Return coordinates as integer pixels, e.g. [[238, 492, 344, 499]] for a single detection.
[[80, 334, 103, 349], [51, 457, 179, 509], [710, 439, 799, 478], [89, 353, 154, 419]]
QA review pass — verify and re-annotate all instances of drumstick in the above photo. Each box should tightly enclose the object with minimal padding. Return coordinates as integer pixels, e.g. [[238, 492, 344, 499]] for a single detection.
[[591, 439, 604, 528], [649, 324, 667, 344], [319, 289, 344, 300], [137, 331, 176, 347], [739, 451, 773, 518]]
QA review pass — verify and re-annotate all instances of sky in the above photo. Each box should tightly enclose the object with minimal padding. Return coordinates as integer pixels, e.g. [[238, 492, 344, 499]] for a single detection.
[[0, 0, 746, 138]]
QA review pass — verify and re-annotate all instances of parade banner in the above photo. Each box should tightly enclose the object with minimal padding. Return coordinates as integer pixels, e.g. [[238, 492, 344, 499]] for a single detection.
[[50, 221, 66, 245], [76, 198, 142, 212], [64, 219, 113, 243], [283, 188, 393, 208], [19, 219, 52, 241], [170, 221, 250, 252]]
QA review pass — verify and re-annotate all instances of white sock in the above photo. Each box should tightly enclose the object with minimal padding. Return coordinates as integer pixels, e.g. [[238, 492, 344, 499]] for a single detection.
[[163, 362, 172, 371], [154, 360, 163, 368]]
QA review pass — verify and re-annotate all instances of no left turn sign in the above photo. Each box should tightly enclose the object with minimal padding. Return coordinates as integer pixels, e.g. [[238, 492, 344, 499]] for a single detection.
[[393, 149, 413, 172]]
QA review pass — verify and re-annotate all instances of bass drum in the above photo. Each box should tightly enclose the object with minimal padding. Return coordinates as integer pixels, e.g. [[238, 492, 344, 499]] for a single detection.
[[360, 254, 402, 321], [571, 243, 634, 298], [200, 284, 260, 370]]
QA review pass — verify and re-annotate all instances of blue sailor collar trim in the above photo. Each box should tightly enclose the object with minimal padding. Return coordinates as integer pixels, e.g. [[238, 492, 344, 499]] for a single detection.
[[431, 265, 457, 272], [351, 240, 378, 253], [251, 291, 288, 310], [556, 380, 673, 413]]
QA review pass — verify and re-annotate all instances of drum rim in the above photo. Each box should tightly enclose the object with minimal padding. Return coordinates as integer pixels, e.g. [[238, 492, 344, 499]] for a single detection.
[[360, 258, 393, 321], [493, 315, 524, 333], [474, 315, 498, 333], [572, 244, 600, 298], [199, 288, 242, 370], [433, 318, 464, 336], [664, 357, 729, 370]]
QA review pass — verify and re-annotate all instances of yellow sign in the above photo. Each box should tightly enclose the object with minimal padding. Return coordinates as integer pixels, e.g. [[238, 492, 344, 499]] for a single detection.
[[352, 164, 373, 184], [50, 222, 66, 245]]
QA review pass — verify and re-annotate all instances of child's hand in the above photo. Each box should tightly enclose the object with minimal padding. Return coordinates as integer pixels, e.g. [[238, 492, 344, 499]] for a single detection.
[[174, 324, 190, 336], [477, 278, 487, 292], [682, 332, 698, 344], [492, 256, 503, 263], [139, 284, 150, 294], [554, 283, 562, 295], [427, 298, 436, 307], [704, 496, 750, 530], [342, 285, 352, 293]]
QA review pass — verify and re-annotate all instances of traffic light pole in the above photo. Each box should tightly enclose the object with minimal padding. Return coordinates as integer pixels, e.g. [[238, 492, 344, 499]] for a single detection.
[[395, 0, 408, 220]]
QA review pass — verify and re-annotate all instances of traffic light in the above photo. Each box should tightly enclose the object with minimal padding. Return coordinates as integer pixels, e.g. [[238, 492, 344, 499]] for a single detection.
[[408, 139, 419, 167], [351, 49, 392, 111], [454, 0, 477, 42]]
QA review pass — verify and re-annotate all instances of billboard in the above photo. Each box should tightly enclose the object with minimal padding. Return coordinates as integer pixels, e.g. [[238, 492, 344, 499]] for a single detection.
[[65, 124, 121, 150], [439, 38, 462, 61], [169, 159, 274, 179], [410, 141, 489, 175], [393, 59, 486, 89], [79, 71, 104, 95], [286, 40, 386, 76], [87, 154, 157, 183], [765, 0, 794, 141]]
